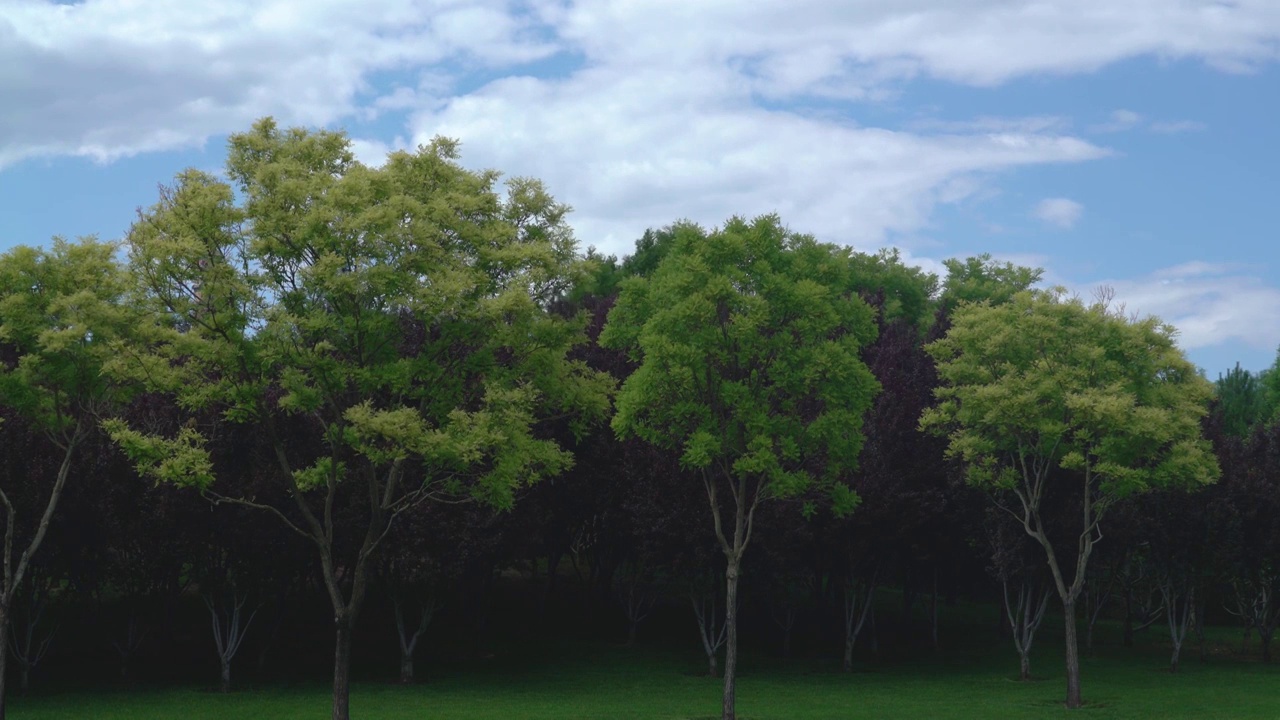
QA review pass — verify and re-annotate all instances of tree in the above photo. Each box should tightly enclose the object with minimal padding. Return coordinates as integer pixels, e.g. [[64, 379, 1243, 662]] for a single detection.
[[602, 215, 880, 720], [921, 288, 1219, 708], [105, 118, 611, 720], [0, 238, 139, 719], [938, 254, 1043, 316], [1215, 363, 1267, 437]]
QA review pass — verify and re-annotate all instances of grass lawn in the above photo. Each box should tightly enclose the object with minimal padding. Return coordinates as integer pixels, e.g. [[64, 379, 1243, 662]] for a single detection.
[[9, 624, 1280, 720]]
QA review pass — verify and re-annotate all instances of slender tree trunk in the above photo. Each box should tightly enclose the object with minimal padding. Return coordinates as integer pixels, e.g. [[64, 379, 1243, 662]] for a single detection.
[[220, 658, 232, 694], [708, 651, 719, 678], [399, 653, 414, 684], [930, 568, 940, 652], [0, 603, 10, 720], [1005, 577, 1050, 682], [1194, 600, 1207, 663], [1122, 592, 1134, 648], [332, 617, 353, 720], [841, 573, 877, 672], [722, 558, 741, 720], [1063, 600, 1082, 709]]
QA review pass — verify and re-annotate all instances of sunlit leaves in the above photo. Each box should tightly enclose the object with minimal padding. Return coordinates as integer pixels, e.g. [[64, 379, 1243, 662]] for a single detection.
[[102, 420, 215, 490], [0, 237, 140, 435], [922, 289, 1219, 500], [113, 116, 610, 511], [603, 214, 880, 506]]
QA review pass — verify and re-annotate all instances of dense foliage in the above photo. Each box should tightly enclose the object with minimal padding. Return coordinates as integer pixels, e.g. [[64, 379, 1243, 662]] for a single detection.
[[0, 119, 1271, 719]]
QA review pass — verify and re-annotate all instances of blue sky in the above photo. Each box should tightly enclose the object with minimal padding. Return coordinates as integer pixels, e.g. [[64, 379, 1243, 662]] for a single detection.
[[2, 0, 1278, 373]]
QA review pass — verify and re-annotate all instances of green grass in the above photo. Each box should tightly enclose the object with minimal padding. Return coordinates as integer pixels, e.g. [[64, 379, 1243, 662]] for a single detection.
[[9, 629, 1280, 720]]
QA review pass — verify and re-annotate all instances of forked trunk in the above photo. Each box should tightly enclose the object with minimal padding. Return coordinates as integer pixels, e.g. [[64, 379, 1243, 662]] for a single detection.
[[1004, 577, 1050, 682], [841, 572, 877, 672], [691, 585, 726, 679]]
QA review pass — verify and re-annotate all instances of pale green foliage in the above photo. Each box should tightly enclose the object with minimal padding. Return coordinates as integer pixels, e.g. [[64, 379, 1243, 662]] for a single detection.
[[0, 238, 138, 434], [921, 289, 1219, 502], [101, 420, 215, 489], [602, 215, 880, 513], [109, 117, 611, 509]]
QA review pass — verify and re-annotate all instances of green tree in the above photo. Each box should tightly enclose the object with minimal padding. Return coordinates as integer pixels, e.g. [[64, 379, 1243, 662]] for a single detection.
[[1258, 346, 1280, 425], [105, 119, 611, 720], [0, 238, 139, 720], [602, 215, 880, 720], [921, 288, 1218, 708], [939, 253, 1043, 314], [1215, 363, 1266, 437]]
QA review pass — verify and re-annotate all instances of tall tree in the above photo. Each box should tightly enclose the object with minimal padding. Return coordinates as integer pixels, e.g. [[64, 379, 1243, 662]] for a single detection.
[[0, 238, 139, 719], [105, 118, 611, 720], [1215, 364, 1267, 437], [602, 215, 880, 720], [921, 288, 1218, 708]]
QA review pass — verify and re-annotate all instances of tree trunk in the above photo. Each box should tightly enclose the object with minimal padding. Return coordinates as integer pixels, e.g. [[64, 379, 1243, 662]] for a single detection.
[[1122, 593, 1134, 647], [722, 559, 740, 720], [930, 567, 940, 651], [332, 617, 353, 720], [399, 652, 414, 684], [1020, 652, 1031, 681], [1063, 600, 1082, 709], [0, 604, 10, 720], [220, 658, 232, 694], [1195, 600, 1207, 663], [708, 652, 719, 678]]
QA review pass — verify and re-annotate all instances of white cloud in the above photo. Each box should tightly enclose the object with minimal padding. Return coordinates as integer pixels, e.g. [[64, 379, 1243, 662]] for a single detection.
[[0, 0, 559, 168], [1097, 264, 1280, 352], [405, 65, 1106, 254], [2, 0, 1278, 170], [1032, 198, 1084, 229], [1091, 109, 1143, 133], [908, 115, 1072, 135]]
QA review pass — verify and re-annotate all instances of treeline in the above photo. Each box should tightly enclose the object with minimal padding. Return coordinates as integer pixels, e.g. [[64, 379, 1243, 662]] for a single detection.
[[0, 118, 1277, 720]]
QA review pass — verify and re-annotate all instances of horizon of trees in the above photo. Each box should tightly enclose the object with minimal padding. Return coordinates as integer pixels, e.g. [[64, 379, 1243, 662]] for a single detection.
[[1, 119, 1279, 719]]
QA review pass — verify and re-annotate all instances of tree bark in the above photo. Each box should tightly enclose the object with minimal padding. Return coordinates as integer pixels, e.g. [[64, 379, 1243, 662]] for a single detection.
[[220, 659, 232, 694], [0, 605, 9, 720], [399, 654, 414, 685], [1063, 600, 1082, 709], [722, 558, 741, 720], [332, 617, 353, 720]]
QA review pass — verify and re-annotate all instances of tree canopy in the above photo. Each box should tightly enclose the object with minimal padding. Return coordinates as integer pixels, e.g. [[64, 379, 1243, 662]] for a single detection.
[[921, 287, 1219, 707]]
